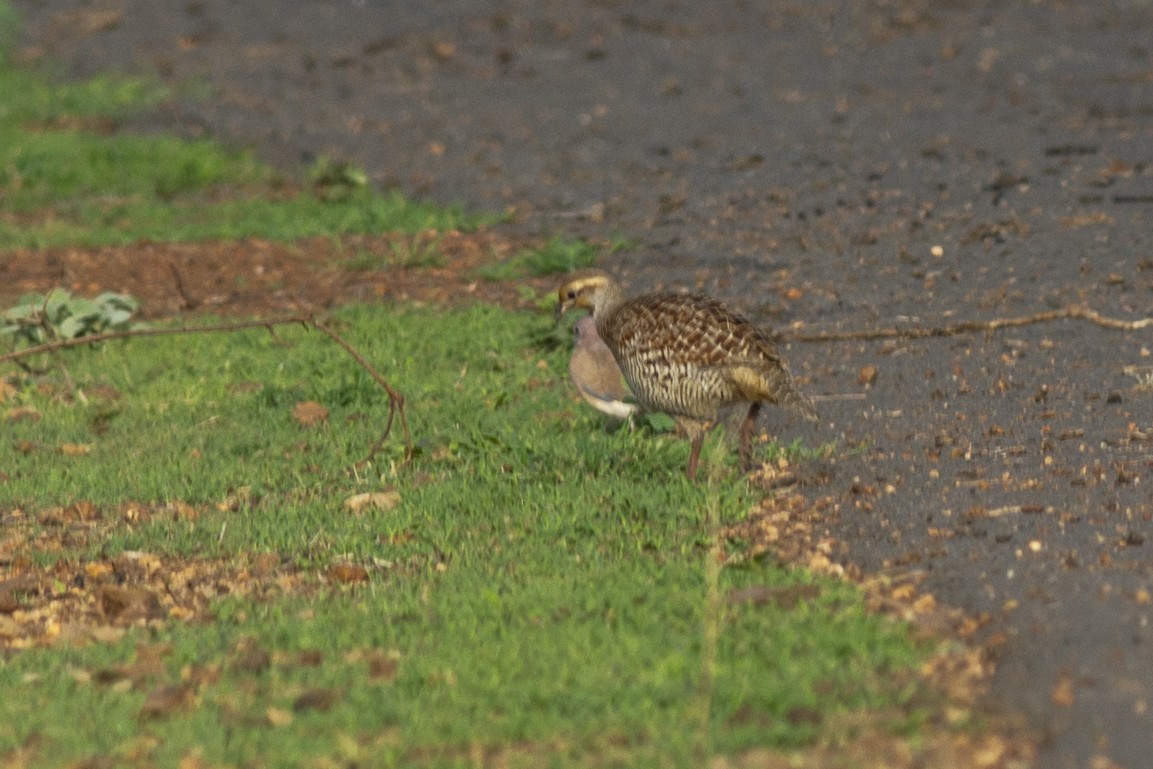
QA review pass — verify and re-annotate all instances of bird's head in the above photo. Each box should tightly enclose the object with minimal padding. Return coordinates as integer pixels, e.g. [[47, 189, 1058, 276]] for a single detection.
[[554, 271, 619, 322]]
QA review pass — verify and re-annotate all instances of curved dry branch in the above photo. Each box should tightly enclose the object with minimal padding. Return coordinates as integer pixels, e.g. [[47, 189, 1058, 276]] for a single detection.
[[309, 318, 411, 465], [780, 305, 1153, 343], [0, 316, 313, 363]]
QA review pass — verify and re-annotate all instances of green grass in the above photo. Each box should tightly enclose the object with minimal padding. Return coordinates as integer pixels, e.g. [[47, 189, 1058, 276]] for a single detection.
[[0, 1, 16, 67], [0, 305, 928, 767], [341, 233, 446, 271], [3, 187, 480, 248], [475, 237, 601, 281], [0, 48, 480, 248]]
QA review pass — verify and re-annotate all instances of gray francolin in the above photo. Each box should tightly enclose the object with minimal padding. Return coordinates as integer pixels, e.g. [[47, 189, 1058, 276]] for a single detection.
[[556, 270, 817, 479], [568, 316, 639, 421]]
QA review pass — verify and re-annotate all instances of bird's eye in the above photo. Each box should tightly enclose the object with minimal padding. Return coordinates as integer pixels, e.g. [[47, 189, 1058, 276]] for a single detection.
[[567, 290, 577, 300]]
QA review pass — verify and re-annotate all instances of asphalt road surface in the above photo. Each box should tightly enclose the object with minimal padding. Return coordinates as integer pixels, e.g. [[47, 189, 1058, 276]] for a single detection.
[[13, 1, 1153, 766]]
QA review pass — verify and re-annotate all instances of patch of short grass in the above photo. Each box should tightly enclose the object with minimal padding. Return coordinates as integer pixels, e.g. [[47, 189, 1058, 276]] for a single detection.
[[0, 1, 17, 67], [341, 233, 446, 271], [6, 187, 479, 248], [0, 570, 917, 767], [0, 33, 479, 248], [475, 236, 601, 281], [0, 304, 928, 767]]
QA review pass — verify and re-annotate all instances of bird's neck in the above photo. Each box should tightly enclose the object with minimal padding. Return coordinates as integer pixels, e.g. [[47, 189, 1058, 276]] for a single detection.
[[593, 280, 626, 320]]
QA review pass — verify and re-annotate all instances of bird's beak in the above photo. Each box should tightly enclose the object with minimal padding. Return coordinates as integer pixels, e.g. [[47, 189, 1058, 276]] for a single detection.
[[553, 300, 566, 324]]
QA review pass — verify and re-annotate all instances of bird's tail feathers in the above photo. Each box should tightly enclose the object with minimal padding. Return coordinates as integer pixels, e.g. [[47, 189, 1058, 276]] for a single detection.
[[725, 361, 818, 421]]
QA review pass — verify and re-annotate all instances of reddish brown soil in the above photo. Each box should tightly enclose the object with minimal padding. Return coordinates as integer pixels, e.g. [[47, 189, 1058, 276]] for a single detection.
[[0, 230, 553, 319]]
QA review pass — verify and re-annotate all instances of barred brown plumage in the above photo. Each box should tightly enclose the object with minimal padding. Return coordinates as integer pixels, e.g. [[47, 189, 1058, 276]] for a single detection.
[[556, 270, 817, 479]]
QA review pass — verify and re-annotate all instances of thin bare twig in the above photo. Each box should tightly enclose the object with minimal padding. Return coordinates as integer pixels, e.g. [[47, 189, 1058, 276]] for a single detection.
[[310, 318, 412, 465], [0, 316, 313, 364], [780, 305, 1153, 343], [169, 263, 200, 310]]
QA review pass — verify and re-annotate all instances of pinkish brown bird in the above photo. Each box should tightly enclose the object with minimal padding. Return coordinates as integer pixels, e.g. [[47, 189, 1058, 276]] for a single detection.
[[568, 315, 638, 421]]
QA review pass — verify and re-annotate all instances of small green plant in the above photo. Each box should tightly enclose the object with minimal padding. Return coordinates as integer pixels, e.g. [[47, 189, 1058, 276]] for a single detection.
[[607, 232, 641, 252], [476, 237, 600, 281], [1126, 365, 1153, 392], [1, 288, 139, 347], [385, 234, 445, 268], [342, 235, 445, 271], [308, 156, 370, 202], [524, 237, 600, 275]]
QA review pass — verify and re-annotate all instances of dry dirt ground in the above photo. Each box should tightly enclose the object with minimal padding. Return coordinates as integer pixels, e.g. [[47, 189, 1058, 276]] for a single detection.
[[0, 231, 549, 318]]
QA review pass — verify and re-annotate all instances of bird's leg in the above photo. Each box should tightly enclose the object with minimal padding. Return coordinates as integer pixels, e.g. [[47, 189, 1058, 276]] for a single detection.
[[686, 432, 703, 480], [739, 402, 762, 471], [679, 419, 705, 480]]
